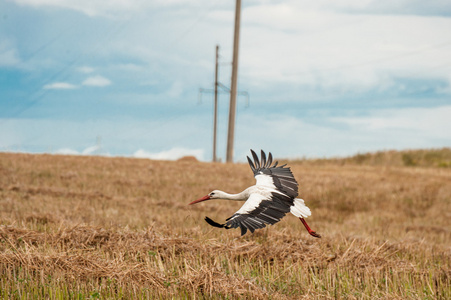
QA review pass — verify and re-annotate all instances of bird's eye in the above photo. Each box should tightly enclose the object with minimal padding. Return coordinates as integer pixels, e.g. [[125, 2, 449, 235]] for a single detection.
[[210, 192, 215, 196]]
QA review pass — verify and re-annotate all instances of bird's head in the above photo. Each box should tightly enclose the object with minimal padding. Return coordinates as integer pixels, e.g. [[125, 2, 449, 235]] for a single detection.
[[189, 190, 222, 205]]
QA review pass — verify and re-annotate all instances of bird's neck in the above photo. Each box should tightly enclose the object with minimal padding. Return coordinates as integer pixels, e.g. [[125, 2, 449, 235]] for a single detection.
[[220, 190, 248, 201]]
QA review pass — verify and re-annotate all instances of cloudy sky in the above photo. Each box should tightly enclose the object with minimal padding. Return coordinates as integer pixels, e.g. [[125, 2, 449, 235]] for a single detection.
[[1, 0, 450, 162]]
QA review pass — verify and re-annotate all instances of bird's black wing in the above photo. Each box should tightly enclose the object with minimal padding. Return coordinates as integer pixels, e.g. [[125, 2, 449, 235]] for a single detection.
[[205, 192, 293, 236], [247, 149, 299, 198]]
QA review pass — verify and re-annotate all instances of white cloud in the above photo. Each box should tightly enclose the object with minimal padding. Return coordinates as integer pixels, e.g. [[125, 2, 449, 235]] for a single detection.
[[82, 75, 111, 87], [166, 81, 184, 98], [0, 40, 21, 67], [43, 82, 78, 89], [274, 0, 451, 16], [133, 147, 205, 161], [323, 0, 451, 16], [53, 146, 109, 156], [331, 105, 451, 137], [13, 0, 134, 17], [12, 0, 211, 17], [78, 66, 95, 73], [82, 145, 101, 155], [54, 148, 79, 155], [43, 76, 111, 90], [240, 6, 451, 95]]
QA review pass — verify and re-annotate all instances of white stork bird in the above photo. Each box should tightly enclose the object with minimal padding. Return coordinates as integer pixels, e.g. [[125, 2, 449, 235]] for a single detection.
[[189, 150, 321, 238]]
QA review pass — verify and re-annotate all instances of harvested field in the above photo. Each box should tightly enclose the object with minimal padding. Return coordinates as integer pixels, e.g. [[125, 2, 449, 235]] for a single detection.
[[0, 151, 450, 299]]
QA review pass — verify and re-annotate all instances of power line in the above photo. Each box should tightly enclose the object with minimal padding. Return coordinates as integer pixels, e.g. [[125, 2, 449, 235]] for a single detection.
[[2, 19, 132, 121], [163, 1, 222, 51]]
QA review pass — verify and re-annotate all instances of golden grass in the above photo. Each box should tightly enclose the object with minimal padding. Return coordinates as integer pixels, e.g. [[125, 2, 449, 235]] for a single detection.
[[0, 151, 450, 299], [294, 148, 451, 168]]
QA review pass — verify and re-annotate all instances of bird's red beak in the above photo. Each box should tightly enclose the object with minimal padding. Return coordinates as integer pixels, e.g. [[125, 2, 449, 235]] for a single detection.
[[188, 195, 211, 205]]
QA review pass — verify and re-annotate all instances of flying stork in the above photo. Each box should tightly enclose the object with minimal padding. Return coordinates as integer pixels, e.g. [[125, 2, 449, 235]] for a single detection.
[[189, 150, 321, 238]]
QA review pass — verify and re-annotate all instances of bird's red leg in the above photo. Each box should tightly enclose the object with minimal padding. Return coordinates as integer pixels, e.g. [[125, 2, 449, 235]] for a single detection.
[[299, 218, 321, 238]]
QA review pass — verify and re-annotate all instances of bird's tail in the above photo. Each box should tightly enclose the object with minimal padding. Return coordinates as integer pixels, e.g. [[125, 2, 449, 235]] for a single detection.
[[290, 198, 312, 218]]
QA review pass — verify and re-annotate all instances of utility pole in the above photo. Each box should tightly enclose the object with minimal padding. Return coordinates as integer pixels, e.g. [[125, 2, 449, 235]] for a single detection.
[[226, 0, 241, 163], [198, 43, 248, 163], [213, 45, 219, 162]]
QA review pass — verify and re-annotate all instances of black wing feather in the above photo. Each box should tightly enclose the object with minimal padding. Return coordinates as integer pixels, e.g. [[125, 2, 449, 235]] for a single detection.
[[246, 149, 299, 198], [266, 152, 273, 168], [247, 156, 256, 172], [260, 150, 266, 167], [251, 149, 260, 169], [224, 192, 293, 236]]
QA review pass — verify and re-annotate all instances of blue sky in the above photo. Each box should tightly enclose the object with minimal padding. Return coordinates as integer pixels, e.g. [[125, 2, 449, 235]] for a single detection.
[[1, 0, 451, 162]]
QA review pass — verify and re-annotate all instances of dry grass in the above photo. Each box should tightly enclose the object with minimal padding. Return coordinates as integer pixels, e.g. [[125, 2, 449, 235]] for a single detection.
[[294, 148, 451, 168], [0, 151, 450, 299]]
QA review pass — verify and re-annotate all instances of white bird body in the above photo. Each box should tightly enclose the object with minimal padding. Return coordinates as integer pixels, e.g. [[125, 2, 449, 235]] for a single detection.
[[209, 187, 311, 218], [189, 150, 320, 237]]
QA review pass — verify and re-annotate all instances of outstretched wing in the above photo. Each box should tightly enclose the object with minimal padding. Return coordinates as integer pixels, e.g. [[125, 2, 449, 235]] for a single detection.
[[204, 192, 294, 236], [247, 149, 299, 198], [225, 192, 294, 235]]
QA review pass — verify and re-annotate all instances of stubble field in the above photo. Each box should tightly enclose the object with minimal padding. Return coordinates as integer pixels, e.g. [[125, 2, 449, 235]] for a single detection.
[[0, 150, 450, 299]]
